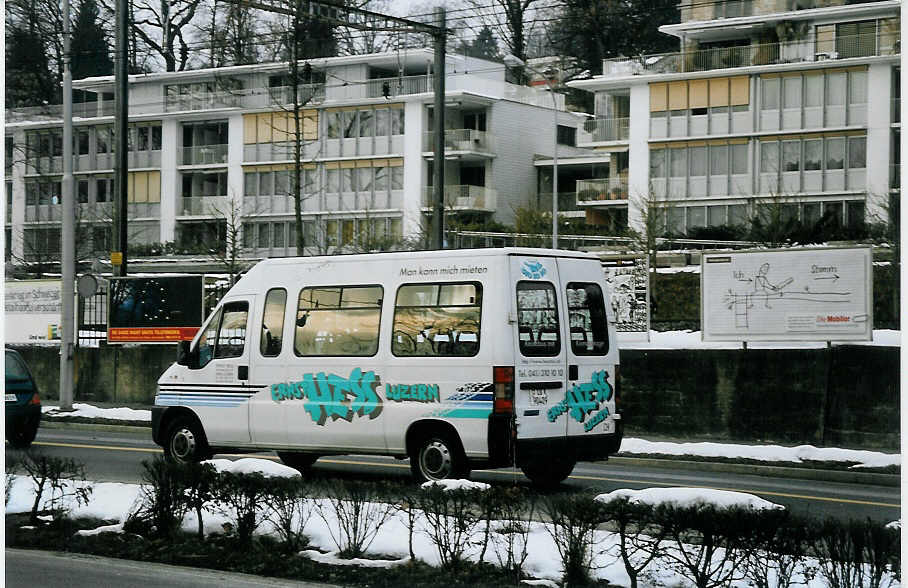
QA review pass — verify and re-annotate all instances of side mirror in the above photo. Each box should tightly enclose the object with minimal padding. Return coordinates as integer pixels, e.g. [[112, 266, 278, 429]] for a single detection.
[[176, 340, 191, 366]]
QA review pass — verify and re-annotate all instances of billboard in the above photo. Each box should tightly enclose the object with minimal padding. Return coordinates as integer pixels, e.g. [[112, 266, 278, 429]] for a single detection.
[[107, 276, 205, 343], [4, 280, 62, 343], [701, 246, 872, 342], [601, 255, 650, 341]]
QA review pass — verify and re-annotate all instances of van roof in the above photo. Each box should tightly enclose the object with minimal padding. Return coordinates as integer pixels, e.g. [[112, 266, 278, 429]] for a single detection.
[[233, 247, 600, 291]]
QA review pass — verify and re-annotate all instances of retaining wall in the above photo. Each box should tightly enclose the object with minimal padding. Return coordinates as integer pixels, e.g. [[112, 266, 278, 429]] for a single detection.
[[10, 343, 899, 450]]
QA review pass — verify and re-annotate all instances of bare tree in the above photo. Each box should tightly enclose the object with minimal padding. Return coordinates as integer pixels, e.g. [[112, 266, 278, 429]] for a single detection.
[[130, 0, 203, 71], [460, 0, 542, 82]]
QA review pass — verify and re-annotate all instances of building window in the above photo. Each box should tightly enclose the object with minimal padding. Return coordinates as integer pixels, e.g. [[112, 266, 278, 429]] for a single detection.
[[847, 136, 866, 169], [782, 140, 800, 172], [557, 125, 577, 146]]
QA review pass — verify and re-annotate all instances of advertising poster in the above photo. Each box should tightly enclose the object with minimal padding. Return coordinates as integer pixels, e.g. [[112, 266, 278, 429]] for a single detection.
[[107, 276, 205, 343]]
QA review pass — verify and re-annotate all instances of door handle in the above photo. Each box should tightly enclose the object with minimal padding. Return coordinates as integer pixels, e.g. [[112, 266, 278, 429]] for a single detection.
[[568, 365, 578, 380]]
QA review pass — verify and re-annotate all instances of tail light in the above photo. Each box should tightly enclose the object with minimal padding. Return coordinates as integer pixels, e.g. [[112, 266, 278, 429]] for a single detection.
[[613, 366, 620, 409], [29, 392, 41, 405], [493, 366, 514, 414]]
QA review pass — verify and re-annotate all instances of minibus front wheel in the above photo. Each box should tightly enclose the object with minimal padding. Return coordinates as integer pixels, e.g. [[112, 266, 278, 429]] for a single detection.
[[164, 416, 211, 463]]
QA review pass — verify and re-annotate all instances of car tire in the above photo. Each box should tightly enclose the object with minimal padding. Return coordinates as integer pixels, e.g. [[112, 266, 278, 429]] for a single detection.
[[7, 422, 38, 449], [521, 457, 576, 488], [164, 416, 211, 463], [410, 432, 470, 483], [277, 451, 319, 472]]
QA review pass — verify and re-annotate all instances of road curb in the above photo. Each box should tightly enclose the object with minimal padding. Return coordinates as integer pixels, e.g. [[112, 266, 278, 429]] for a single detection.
[[40, 420, 899, 487], [610, 456, 900, 487], [41, 420, 150, 434]]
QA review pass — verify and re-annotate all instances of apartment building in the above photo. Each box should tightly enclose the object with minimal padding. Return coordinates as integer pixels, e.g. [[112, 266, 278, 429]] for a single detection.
[[4, 49, 592, 264], [569, 0, 900, 235]]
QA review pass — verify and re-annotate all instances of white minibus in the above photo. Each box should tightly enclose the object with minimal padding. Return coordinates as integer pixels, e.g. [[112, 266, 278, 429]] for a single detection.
[[152, 248, 622, 486]]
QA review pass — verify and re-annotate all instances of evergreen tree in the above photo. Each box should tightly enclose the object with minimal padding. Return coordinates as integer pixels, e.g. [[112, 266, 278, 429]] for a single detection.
[[71, 0, 113, 79], [553, 0, 679, 77], [458, 26, 501, 61], [71, 0, 113, 101], [6, 25, 58, 107]]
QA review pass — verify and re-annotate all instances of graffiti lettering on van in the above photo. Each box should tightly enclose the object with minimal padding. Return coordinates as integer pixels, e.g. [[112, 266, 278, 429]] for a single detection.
[[386, 383, 440, 403], [270, 368, 383, 426], [546, 370, 613, 432], [521, 260, 547, 279]]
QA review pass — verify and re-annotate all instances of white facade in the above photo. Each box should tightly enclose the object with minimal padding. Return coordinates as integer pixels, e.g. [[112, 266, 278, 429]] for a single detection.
[[4, 49, 591, 264], [569, 0, 901, 235]]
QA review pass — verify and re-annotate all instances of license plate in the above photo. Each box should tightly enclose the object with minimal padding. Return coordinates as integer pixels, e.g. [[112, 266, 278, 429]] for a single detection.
[[5, 394, 18, 402], [530, 389, 548, 406]]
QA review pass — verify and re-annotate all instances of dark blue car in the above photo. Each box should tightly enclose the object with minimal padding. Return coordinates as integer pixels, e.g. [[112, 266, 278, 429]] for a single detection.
[[5, 349, 41, 448]]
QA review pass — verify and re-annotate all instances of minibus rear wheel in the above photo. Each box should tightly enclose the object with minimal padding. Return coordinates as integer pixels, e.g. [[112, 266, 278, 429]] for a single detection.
[[521, 457, 576, 488], [410, 432, 469, 482], [277, 451, 319, 472], [164, 416, 211, 463]]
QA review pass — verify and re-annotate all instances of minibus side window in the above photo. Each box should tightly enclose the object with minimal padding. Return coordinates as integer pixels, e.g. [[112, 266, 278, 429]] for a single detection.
[[260, 289, 287, 357], [213, 302, 249, 359], [392, 282, 481, 357], [516, 281, 560, 357], [566, 282, 609, 356], [196, 308, 222, 368], [295, 285, 382, 356]]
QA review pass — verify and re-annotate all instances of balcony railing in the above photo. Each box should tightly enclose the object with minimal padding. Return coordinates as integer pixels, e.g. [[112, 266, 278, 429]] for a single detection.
[[180, 144, 228, 166], [423, 129, 493, 153], [7, 101, 114, 123], [576, 179, 629, 205], [422, 185, 497, 212], [267, 84, 326, 105], [165, 91, 241, 112], [602, 31, 900, 77], [581, 117, 630, 143], [180, 195, 229, 216], [367, 75, 429, 99]]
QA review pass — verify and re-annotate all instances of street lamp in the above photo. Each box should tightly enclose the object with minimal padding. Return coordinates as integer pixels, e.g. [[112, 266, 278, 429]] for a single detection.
[[503, 54, 559, 249]]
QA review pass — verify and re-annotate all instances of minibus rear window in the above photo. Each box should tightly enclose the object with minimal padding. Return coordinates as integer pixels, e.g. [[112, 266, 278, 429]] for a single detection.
[[566, 282, 609, 356], [516, 282, 560, 357], [392, 282, 481, 357], [295, 285, 382, 357]]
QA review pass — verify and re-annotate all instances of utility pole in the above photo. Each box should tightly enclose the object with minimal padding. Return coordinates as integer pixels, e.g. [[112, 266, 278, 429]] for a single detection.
[[59, 0, 75, 411], [113, 0, 129, 276], [431, 7, 445, 250]]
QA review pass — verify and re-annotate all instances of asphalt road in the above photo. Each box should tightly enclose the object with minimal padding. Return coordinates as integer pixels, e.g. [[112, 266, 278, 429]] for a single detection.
[[5, 549, 336, 588], [7, 426, 901, 524]]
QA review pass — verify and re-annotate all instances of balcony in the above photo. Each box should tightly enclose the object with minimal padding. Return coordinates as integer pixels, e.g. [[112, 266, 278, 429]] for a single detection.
[[7, 101, 114, 123], [25, 204, 62, 222], [180, 144, 228, 166], [581, 117, 629, 144], [422, 185, 497, 212], [576, 179, 629, 206], [266, 84, 326, 106], [423, 129, 494, 153], [601, 31, 900, 77], [366, 75, 429, 98], [180, 196, 229, 216], [165, 91, 240, 113]]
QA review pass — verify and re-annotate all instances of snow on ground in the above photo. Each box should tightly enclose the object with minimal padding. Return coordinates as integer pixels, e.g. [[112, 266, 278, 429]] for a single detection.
[[421, 479, 491, 492], [596, 487, 784, 511], [6, 462, 897, 588], [619, 438, 900, 469], [42, 403, 152, 422], [205, 457, 301, 478]]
